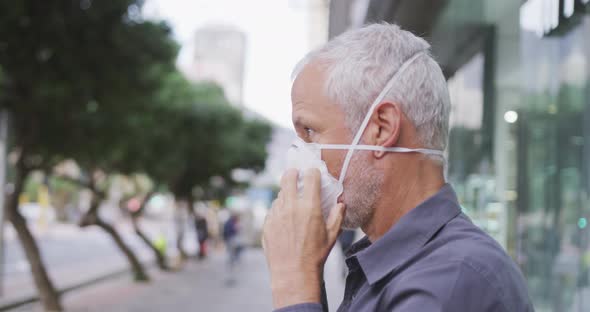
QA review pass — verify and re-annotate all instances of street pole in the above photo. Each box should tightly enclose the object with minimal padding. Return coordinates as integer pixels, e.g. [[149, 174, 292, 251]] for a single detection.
[[0, 110, 8, 296]]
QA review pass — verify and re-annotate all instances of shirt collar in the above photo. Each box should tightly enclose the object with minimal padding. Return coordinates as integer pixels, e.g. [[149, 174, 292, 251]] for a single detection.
[[349, 184, 462, 285]]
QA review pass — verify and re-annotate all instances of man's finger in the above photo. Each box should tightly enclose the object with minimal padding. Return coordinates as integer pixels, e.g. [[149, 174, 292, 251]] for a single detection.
[[280, 168, 299, 201], [262, 198, 280, 250], [326, 203, 345, 244], [264, 198, 279, 231], [302, 168, 321, 208], [261, 215, 268, 251]]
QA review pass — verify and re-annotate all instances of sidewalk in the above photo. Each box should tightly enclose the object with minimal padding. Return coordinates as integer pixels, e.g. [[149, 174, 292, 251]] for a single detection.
[[1, 221, 160, 307], [14, 248, 345, 312]]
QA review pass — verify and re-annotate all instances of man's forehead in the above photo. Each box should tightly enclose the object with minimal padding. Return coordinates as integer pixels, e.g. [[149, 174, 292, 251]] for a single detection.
[[291, 62, 326, 99], [290, 62, 348, 128]]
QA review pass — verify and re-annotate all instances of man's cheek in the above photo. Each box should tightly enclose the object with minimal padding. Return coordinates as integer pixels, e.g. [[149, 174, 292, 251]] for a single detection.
[[321, 149, 345, 179]]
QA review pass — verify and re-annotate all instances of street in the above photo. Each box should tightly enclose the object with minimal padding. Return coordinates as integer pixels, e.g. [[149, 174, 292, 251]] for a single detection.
[[2, 221, 345, 311], [14, 250, 275, 312], [2, 219, 186, 302]]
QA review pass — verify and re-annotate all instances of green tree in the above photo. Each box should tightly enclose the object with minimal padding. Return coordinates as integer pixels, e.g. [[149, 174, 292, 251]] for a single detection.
[[0, 1, 177, 309], [67, 70, 272, 269], [139, 79, 272, 260]]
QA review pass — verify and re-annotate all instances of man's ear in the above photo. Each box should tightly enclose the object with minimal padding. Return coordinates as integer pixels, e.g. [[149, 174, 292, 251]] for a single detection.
[[367, 102, 401, 158]]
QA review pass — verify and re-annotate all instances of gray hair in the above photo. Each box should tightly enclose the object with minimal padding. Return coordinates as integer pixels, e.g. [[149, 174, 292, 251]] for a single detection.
[[292, 23, 450, 150]]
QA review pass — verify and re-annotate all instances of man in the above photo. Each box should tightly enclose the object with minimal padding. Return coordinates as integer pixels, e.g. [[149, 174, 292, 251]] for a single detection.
[[262, 23, 533, 311]]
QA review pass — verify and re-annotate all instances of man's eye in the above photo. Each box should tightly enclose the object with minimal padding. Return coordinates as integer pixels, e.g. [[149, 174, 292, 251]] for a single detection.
[[304, 127, 314, 137]]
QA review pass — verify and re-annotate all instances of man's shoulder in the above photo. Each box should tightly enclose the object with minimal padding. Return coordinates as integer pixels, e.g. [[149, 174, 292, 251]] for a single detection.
[[379, 256, 532, 311], [429, 213, 511, 267], [427, 213, 528, 292], [381, 214, 532, 311]]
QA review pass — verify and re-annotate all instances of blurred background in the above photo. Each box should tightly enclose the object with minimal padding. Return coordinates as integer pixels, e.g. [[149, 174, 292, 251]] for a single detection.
[[0, 0, 588, 311]]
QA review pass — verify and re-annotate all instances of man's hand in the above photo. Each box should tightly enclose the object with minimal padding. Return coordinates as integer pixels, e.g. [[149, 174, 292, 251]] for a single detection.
[[262, 168, 345, 309]]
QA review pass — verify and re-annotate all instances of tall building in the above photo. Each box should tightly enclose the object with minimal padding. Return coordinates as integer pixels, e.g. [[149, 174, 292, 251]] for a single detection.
[[306, 0, 330, 49], [288, 0, 330, 49], [187, 25, 246, 107], [329, 1, 590, 311]]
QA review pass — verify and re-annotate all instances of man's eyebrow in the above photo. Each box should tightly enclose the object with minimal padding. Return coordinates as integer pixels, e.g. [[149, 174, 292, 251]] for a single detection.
[[292, 114, 306, 128]]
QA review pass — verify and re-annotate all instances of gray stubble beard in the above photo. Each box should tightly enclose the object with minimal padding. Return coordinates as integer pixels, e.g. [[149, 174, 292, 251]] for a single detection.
[[340, 151, 384, 229]]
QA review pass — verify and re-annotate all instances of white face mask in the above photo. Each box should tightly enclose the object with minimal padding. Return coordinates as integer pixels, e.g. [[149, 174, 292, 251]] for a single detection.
[[286, 137, 344, 219], [286, 51, 445, 218]]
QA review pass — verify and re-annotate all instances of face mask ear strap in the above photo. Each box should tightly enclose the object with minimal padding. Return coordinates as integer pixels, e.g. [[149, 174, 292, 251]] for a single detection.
[[338, 51, 426, 183], [315, 143, 443, 155]]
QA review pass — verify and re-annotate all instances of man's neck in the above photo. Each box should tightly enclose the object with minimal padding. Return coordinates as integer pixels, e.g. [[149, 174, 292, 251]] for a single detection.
[[362, 159, 445, 242]]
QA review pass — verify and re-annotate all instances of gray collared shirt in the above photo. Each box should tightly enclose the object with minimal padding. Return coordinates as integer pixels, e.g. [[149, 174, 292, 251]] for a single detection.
[[275, 184, 534, 312]]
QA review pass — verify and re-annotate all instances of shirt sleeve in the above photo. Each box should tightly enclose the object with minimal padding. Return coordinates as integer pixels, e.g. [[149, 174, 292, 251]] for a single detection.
[[273, 303, 324, 312]]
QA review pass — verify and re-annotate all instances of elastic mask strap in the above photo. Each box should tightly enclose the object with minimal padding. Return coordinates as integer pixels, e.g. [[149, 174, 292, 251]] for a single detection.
[[315, 143, 444, 157], [338, 51, 426, 183]]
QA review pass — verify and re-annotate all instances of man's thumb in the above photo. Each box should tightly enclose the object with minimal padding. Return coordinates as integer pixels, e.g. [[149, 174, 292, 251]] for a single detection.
[[326, 203, 345, 244]]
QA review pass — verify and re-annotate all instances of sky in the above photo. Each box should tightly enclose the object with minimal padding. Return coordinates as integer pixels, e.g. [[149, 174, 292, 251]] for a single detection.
[[144, 0, 314, 129]]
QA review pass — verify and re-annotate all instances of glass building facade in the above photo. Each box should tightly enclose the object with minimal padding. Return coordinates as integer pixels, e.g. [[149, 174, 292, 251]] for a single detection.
[[517, 15, 590, 312], [439, 3, 590, 311], [329, 1, 590, 311]]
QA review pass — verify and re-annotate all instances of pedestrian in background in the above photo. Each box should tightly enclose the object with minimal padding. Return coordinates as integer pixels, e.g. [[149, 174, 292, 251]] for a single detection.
[[223, 213, 243, 285], [195, 214, 209, 259]]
